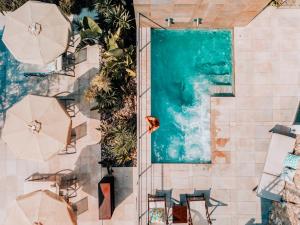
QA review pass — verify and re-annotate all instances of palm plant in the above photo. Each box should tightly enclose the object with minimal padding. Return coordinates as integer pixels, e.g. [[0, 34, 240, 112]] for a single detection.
[[0, 0, 79, 15], [103, 119, 136, 166], [105, 4, 133, 31], [93, 90, 119, 112]]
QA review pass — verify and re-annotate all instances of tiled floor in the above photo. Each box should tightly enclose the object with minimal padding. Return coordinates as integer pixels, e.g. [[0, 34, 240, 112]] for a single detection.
[[137, 6, 300, 225]]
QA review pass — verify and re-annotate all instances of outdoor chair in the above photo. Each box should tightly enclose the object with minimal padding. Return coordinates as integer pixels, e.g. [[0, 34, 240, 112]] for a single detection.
[[68, 31, 80, 48], [57, 170, 78, 199], [25, 169, 79, 200], [148, 194, 169, 225], [22, 56, 62, 77], [186, 194, 212, 225], [59, 48, 88, 77], [256, 130, 297, 202], [58, 122, 87, 156], [58, 128, 77, 155]]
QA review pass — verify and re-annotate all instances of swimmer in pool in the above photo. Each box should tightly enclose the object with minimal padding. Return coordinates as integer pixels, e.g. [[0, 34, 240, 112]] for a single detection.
[[145, 116, 160, 133]]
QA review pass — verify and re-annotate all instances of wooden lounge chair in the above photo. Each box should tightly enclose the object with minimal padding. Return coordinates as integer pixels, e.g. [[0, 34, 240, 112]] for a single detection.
[[148, 194, 168, 225], [186, 194, 212, 225]]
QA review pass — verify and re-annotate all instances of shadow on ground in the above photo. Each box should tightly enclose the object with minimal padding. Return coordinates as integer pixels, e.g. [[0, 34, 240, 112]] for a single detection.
[[74, 143, 133, 207], [113, 167, 133, 207], [47, 67, 99, 119], [245, 198, 272, 225]]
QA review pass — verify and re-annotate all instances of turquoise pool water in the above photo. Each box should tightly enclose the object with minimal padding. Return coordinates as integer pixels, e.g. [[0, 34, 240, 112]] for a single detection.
[[151, 29, 232, 163]]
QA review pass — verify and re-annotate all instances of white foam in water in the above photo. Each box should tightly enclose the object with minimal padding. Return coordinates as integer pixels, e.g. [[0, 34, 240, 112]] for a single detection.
[[167, 77, 211, 162]]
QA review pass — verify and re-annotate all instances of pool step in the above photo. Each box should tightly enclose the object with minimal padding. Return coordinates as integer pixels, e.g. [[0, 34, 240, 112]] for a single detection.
[[209, 74, 232, 86], [210, 85, 234, 96]]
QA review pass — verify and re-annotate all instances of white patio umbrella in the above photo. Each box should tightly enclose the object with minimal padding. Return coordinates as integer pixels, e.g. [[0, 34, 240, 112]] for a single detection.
[[4, 190, 77, 225], [2, 94, 71, 161], [2, 1, 71, 65]]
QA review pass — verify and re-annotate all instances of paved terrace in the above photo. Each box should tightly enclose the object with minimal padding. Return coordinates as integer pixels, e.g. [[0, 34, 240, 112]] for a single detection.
[[0, 16, 137, 225], [138, 6, 300, 225], [0, 5, 300, 225]]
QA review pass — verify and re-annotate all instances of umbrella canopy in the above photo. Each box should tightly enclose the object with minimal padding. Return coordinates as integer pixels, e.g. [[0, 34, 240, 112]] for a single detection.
[[4, 190, 77, 225], [2, 94, 71, 161], [2, 1, 71, 65]]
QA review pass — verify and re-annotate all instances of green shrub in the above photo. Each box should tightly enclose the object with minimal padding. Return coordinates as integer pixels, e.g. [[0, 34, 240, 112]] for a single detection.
[[0, 0, 94, 15], [100, 117, 136, 166]]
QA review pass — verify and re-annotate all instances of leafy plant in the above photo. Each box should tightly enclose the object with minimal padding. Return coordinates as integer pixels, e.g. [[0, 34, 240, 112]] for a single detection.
[[105, 4, 133, 31], [100, 117, 136, 166], [0, 0, 87, 15], [91, 73, 112, 93], [270, 0, 285, 7], [109, 124, 136, 165], [87, 0, 136, 166], [93, 90, 119, 112], [76, 16, 103, 51], [0, 0, 31, 14], [58, 0, 73, 15]]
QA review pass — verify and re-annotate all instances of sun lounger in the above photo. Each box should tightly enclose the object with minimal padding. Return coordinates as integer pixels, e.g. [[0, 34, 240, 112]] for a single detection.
[[25, 169, 78, 200], [22, 48, 87, 77], [148, 194, 169, 225], [21, 56, 62, 77], [257, 133, 296, 202], [186, 194, 212, 225], [59, 48, 88, 77]]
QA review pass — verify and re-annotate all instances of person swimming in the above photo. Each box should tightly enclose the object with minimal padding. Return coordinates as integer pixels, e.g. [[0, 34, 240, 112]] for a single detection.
[[145, 116, 160, 133]]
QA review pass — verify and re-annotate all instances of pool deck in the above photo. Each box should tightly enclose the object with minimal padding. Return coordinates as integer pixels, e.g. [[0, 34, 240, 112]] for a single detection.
[[0, 5, 300, 225], [138, 6, 300, 225]]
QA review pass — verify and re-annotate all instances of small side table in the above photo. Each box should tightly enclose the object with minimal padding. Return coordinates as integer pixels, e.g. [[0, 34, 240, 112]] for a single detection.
[[172, 204, 187, 223]]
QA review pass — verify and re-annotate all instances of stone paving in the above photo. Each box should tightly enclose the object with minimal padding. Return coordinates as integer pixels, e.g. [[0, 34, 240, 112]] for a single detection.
[[1, 5, 300, 225], [137, 6, 300, 225]]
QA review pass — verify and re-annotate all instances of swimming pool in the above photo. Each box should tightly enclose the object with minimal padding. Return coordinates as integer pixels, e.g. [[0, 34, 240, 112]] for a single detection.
[[151, 29, 232, 163], [0, 30, 49, 125]]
